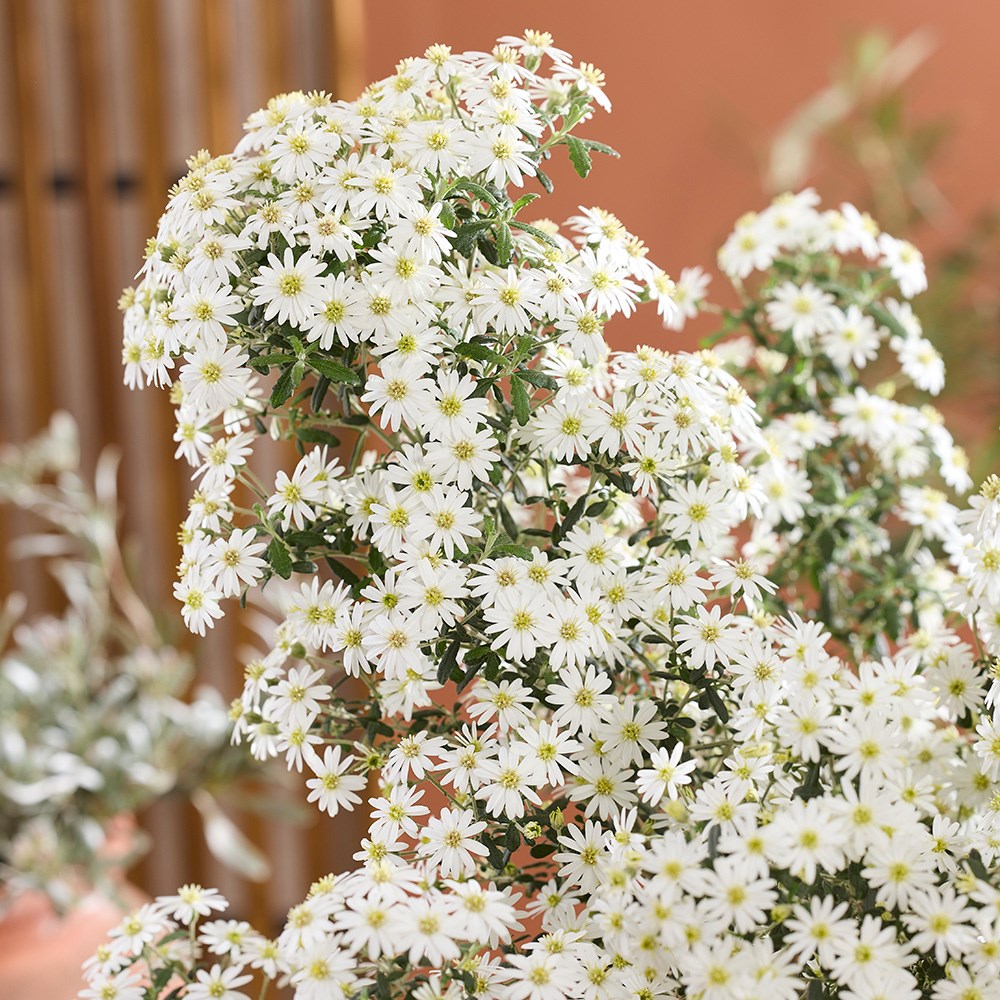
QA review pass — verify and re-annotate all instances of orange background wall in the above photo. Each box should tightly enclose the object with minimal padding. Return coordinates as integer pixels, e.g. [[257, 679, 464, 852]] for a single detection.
[[365, 0, 1000, 350]]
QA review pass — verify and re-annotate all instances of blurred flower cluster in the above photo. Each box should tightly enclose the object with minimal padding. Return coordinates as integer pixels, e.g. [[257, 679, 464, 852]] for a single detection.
[[80, 28, 1000, 1000], [0, 415, 257, 912]]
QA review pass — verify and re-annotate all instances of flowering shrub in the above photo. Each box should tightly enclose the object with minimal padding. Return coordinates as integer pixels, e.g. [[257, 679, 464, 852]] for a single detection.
[[87, 29, 1000, 1000], [0, 416, 257, 912]]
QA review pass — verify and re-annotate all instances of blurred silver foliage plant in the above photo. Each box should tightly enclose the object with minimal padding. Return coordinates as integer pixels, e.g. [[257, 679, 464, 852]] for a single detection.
[[0, 414, 268, 913]]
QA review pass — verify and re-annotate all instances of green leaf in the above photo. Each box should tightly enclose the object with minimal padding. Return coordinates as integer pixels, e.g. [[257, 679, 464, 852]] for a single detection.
[[530, 842, 557, 858], [535, 168, 554, 193], [295, 426, 340, 447], [463, 645, 492, 665], [285, 530, 327, 548], [578, 138, 621, 158], [477, 234, 499, 265], [324, 555, 360, 586], [270, 361, 304, 408], [510, 192, 540, 214], [436, 636, 462, 685], [515, 368, 558, 390], [249, 352, 295, 372], [452, 219, 496, 257], [868, 301, 911, 341], [510, 374, 531, 425], [454, 341, 506, 367], [967, 849, 992, 882], [508, 220, 560, 249], [498, 501, 520, 543], [438, 200, 456, 231], [309, 356, 361, 385], [703, 684, 730, 724], [448, 178, 501, 208], [311, 374, 330, 411], [151, 965, 176, 994], [495, 222, 514, 266], [492, 543, 534, 559], [470, 376, 496, 399], [362, 225, 384, 249], [566, 135, 592, 178], [456, 655, 483, 693], [267, 537, 293, 579], [555, 491, 588, 543]]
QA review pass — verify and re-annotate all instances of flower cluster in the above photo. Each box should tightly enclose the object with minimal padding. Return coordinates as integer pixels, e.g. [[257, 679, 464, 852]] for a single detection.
[[673, 189, 970, 657], [0, 416, 258, 911], [85, 29, 1000, 1000], [78, 884, 262, 1000]]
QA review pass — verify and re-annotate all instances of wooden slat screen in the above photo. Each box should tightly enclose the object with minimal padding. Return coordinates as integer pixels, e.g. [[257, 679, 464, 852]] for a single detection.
[[0, 0, 366, 936]]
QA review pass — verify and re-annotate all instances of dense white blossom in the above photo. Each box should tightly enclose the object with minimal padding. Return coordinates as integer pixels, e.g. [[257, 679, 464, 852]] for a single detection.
[[86, 29, 1000, 1000]]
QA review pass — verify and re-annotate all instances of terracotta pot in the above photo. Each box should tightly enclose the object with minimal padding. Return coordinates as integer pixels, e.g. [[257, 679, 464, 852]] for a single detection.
[[0, 815, 148, 999], [0, 884, 147, 1000]]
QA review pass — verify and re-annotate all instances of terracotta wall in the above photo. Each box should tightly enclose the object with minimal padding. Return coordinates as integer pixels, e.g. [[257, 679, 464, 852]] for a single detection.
[[363, 1, 1000, 463], [365, 0, 1000, 305]]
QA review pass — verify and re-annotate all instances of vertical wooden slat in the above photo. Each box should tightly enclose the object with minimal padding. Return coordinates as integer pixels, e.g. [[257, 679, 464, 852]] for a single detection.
[[5, 0, 58, 611], [199, 0, 236, 153], [258, 0, 289, 103], [131, 0, 170, 234], [124, 0, 181, 617], [7, 0, 56, 431], [328, 0, 366, 100], [67, 0, 120, 454]]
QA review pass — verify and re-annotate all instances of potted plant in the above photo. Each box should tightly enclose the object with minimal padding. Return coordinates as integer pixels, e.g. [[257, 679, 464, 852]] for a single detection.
[[80, 30, 1000, 998]]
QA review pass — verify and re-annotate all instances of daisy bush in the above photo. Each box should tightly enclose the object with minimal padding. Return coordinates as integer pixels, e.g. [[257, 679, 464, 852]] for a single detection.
[[84, 28, 1000, 1000]]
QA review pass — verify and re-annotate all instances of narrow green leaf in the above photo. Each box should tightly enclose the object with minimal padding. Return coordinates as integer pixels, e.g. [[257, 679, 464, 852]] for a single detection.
[[498, 502, 520, 543], [515, 368, 558, 390], [508, 220, 559, 249], [267, 537, 293, 580], [578, 138, 621, 158], [452, 219, 496, 256], [270, 362, 303, 408], [495, 223, 514, 266], [477, 234, 499, 266], [295, 426, 340, 447], [492, 543, 534, 560], [530, 842, 557, 858], [311, 374, 330, 411], [704, 685, 730, 724], [510, 192, 540, 214], [510, 375, 531, 426], [868, 301, 911, 342], [438, 200, 456, 231], [555, 491, 588, 543], [309, 356, 361, 385], [436, 636, 462, 685], [470, 376, 496, 398], [535, 168, 554, 193], [249, 352, 295, 372], [323, 555, 360, 586], [463, 646, 492, 666], [565, 135, 592, 178], [150, 967, 174, 994], [448, 179, 501, 208], [454, 341, 506, 367]]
